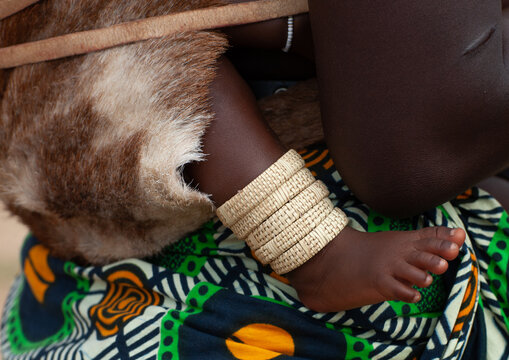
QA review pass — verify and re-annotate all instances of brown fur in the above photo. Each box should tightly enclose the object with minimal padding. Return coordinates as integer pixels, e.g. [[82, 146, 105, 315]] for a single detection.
[[0, 0, 323, 265], [0, 0, 228, 264]]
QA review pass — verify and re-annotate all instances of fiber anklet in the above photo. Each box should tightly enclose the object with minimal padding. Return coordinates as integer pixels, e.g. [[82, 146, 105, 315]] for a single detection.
[[216, 149, 349, 275]]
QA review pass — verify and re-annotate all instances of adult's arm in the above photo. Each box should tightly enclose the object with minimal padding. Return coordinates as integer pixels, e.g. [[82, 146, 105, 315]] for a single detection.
[[309, 0, 509, 217]]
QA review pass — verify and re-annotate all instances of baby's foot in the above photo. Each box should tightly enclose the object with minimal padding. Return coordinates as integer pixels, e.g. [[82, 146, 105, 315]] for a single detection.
[[287, 226, 466, 312]]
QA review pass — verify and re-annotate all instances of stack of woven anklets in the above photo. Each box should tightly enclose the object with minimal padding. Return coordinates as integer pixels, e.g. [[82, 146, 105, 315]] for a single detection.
[[216, 149, 349, 275]]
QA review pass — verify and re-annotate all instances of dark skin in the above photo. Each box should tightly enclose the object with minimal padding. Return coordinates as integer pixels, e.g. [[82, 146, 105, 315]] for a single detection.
[[189, 0, 509, 311], [187, 57, 465, 312], [187, 58, 285, 205], [222, 0, 313, 60], [310, 0, 509, 217]]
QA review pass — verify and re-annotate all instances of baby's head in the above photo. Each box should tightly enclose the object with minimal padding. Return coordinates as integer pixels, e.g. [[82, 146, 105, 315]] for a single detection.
[[0, 0, 227, 264]]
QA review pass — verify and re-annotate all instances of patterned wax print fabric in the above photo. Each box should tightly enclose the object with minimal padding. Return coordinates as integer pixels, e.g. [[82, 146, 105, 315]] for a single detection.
[[1, 143, 509, 360]]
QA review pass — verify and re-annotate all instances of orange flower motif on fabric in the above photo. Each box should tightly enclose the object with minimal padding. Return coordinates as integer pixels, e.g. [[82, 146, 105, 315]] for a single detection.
[[226, 323, 295, 360], [456, 188, 473, 200], [24, 244, 55, 304], [89, 266, 162, 338]]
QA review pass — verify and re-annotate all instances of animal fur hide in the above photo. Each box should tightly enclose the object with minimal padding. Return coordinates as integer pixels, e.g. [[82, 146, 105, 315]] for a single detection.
[[0, 0, 322, 265]]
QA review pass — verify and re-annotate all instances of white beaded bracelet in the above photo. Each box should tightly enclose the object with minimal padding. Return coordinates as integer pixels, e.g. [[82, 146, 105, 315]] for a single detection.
[[282, 16, 294, 53]]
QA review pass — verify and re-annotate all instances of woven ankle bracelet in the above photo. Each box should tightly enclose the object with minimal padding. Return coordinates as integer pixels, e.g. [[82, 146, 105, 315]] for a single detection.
[[216, 149, 349, 275]]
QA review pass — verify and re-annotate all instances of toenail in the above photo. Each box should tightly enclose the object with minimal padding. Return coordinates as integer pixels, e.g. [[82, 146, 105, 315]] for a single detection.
[[413, 293, 421, 303], [450, 229, 457, 236], [439, 259, 447, 267], [443, 242, 457, 251]]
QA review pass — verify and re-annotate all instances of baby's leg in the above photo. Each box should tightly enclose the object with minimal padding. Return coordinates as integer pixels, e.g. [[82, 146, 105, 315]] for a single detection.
[[185, 57, 286, 205], [288, 226, 465, 312], [188, 56, 466, 312]]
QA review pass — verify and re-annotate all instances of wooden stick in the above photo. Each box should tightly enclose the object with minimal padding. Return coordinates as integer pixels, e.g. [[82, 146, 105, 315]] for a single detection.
[[0, 0, 40, 20], [0, 0, 309, 69]]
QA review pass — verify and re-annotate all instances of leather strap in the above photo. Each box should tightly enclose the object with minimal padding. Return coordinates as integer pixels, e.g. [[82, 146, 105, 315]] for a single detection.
[[0, 0, 309, 69]]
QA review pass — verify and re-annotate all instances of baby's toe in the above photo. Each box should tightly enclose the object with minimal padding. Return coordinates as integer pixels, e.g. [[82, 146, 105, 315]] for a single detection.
[[448, 228, 466, 247], [420, 226, 465, 246], [408, 251, 449, 275], [416, 237, 460, 261], [378, 276, 421, 303], [396, 263, 433, 288]]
